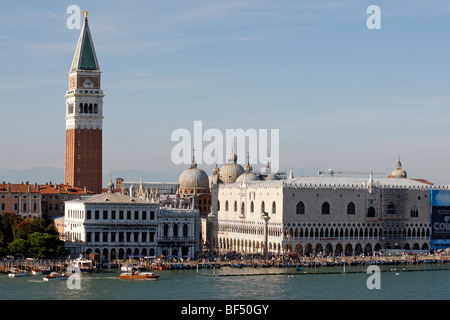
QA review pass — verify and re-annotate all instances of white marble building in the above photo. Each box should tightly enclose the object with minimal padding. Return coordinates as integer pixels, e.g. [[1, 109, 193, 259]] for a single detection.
[[210, 160, 447, 256], [64, 184, 200, 261]]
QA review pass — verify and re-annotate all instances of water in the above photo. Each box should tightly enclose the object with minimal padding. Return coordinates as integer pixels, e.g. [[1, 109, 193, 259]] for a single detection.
[[1, 264, 449, 300]]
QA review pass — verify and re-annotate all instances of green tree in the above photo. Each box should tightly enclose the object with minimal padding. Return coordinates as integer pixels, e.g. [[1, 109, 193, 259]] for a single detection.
[[27, 232, 67, 258], [7, 238, 28, 256]]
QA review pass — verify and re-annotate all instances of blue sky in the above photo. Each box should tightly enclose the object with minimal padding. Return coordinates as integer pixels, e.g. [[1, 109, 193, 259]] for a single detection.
[[1, 0, 450, 186]]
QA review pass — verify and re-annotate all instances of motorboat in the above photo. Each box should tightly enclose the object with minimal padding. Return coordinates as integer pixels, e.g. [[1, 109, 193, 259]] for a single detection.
[[70, 255, 94, 273], [43, 272, 70, 281], [119, 270, 160, 280], [32, 268, 52, 275], [8, 268, 27, 278]]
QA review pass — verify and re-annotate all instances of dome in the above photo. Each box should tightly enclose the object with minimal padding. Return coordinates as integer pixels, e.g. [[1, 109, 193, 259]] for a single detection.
[[178, 161, 210, 190], [209, 164, 223, 187], [265, 173, 278, 181], [388, 159, 407, 178], [236, 172, 260, 183], [219, 152, 245, 183]]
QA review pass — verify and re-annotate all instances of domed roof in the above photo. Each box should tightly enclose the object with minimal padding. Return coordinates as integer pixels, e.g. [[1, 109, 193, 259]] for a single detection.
[[236, 155, 260, 183], [219, 152, 245, 183], [209, 164, 223, 187], [388, 158, 407, 178], [265, 173, 278, 181], [178, 160, 210, 190]]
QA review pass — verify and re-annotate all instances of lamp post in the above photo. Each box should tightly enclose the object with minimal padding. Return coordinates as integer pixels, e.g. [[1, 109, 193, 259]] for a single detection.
[[261, 211, 270, 264]]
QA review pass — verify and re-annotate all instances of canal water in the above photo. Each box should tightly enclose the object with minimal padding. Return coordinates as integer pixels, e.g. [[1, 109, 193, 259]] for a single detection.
[[1, 264, 449, 300]]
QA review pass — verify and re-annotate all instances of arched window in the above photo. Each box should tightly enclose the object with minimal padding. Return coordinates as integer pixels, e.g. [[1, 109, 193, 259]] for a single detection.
[[225, 201, 229, 211], [183, 224, 188, 237], [163, 224, 169, 237], [88, 103, 93, 113], [296, 201, 305, 215], [261, 201, 265, 213], [321, 202, 330, 215], [250, 201, 254, 213], [410, 207, 418, 217], [272, 201, 276, 214], [79, 103, 83, 113], [217, 200, 220, 211], [234, 201, 237, 212], [173, 224, 178, 237], [347, 202, 356, 215], [367, 206, 376, 217], [94, 104, 98, 114], [83, 103, 88, 113], [241, 202, 245, 215]]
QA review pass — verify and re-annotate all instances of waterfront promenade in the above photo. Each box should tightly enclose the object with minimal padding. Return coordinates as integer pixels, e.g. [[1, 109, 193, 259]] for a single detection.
[[1, 250, 449, 274]]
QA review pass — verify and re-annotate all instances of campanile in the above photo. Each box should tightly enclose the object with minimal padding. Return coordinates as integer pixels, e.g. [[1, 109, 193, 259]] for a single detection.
[[65, 11, 103, 194]]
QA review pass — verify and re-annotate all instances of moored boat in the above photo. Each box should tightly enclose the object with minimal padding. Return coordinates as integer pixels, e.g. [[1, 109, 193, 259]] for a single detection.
[[43, 272, 69, 281], [8, 268, 27, 278], [70, 255, 94, 273]]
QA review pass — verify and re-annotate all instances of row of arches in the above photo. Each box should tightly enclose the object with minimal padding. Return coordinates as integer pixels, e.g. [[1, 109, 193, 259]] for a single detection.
[[85, 246, 192, 262], [215, 238, 431, 256], [283, 225, 430, 241]]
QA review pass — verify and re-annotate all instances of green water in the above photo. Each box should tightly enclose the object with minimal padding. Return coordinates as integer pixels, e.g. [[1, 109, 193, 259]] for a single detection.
[[1, 264, 449, 300]]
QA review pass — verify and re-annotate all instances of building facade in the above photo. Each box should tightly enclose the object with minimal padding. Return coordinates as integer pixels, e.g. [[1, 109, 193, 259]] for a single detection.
[[210, 163, 444, 256], [64, 186, 200, 261], [65, 11, 104, 194]]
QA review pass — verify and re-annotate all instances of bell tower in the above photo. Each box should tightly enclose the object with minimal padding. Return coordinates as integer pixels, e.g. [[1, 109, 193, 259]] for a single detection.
[[65, 11, 103, 194]]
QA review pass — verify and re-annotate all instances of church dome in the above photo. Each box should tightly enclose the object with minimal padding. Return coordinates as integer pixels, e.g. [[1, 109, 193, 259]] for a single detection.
[[236, 172, 260, 183], [178, 161, 210, 190], [388, 159, 407, 178], [219, 152, 245, 183]]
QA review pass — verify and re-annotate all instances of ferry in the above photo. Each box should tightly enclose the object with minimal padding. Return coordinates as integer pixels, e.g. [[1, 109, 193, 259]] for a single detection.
[[8, 268, 27, 278], [119, 269, 160, 280], [43, 272, 69, 281]]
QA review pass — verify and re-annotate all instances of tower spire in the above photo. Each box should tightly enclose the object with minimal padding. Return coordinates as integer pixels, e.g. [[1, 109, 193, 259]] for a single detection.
[[70, 11, 100, 72]]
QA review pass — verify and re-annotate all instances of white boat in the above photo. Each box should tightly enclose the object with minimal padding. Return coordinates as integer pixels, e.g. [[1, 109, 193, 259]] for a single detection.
[[43, 272, 70, 281], [8, 268, 27, 278], [70, 255, 94, 273]]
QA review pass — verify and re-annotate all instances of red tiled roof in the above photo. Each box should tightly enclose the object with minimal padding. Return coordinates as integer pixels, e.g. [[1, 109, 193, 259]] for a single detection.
[[0, 183, 94, 194]]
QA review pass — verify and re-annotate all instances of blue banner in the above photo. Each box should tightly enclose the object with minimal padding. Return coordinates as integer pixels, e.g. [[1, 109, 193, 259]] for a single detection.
[[431, 190, 450, 249]]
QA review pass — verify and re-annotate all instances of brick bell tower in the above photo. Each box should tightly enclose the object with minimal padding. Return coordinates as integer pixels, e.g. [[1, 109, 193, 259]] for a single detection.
[[65, 11, 103, 194]]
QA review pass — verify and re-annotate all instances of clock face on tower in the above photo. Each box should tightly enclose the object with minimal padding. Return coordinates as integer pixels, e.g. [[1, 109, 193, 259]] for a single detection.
[[83, 78, 94, 88]]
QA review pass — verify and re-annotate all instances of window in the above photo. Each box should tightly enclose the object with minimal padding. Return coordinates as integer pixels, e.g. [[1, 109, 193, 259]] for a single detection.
[[14, 203, 18, 211], [142, 211, 147, 220], [1, 203, 5, 211], [23, 203, 27, 211], [68, 104, 73, 114], [95, 210, 99, 219], [250, 201, 254, 213], [163, 224, 169, 237], [111, 210, 116, 219], [410, 207, 419, 218], [86, 210, 92, 219], [296, 201, 305, 215], [321, 202, 330, 215], [367, 206, 376, 217], [225, 201, 229, 211], [347, 202, 356, 215], [183, 224, 188, 237], [272, 201, 276, 214], [134, 211, 139, 220], [150, 211, 155, 220], [387, 202, 396, 214], [119, 210, 124, 219], [173, 224, 178, 237], [217, 201, 220, 211], [127, 211, 131, 220], [261, 201, 265, 213], [234, 201, 237, 212], [103, 210, 108, 219]]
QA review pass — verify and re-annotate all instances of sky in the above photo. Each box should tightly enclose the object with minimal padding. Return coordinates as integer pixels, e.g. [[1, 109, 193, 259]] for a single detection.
[[1, 0, 450, 186]]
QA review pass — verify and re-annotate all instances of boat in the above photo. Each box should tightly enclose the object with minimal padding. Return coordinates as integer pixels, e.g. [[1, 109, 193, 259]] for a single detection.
[[8, 268, 27, 278], [119, 270, 160, 280], [32, 268, 52, 275], [43, 272, 70, 281], [70, 255, 94, 273]]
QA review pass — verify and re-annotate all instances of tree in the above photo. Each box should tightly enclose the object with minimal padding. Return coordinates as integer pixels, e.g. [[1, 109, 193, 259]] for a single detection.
[[27, 232, 67, 258], [7, 238, 27, 256]]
